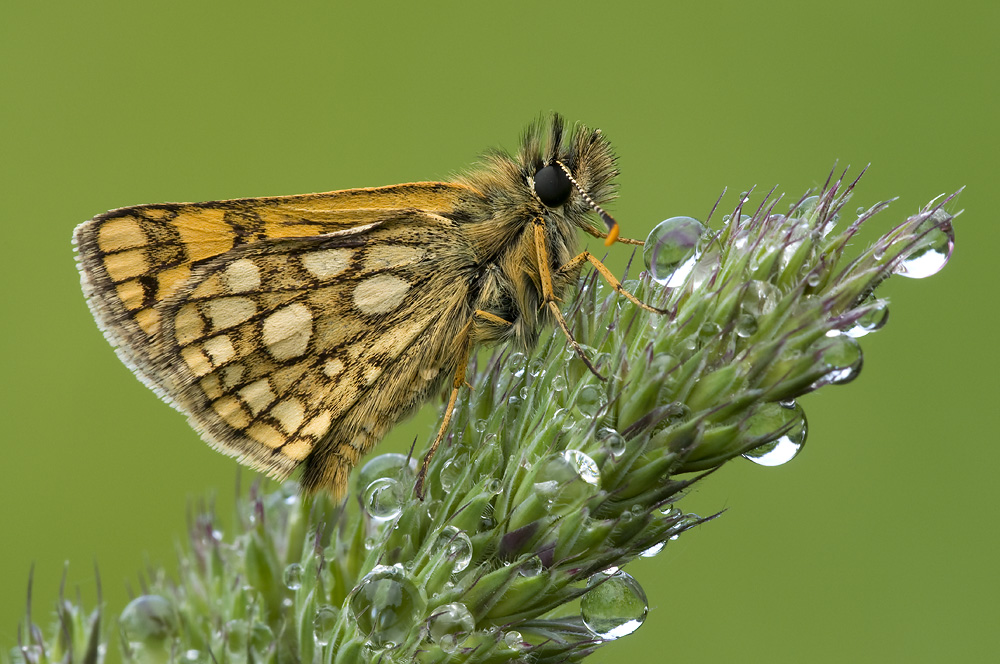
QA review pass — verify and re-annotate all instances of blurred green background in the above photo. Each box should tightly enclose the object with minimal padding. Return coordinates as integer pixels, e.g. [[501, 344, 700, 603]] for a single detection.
[[2, 0, 997, 661]]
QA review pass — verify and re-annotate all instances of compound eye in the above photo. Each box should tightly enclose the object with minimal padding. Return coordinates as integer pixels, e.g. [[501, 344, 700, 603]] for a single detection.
[[533, 164, 572, 207]]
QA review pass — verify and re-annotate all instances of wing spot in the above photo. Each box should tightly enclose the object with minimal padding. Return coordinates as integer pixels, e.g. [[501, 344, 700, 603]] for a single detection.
[[192, 273, 224, 298], [174, 303, 206, 345], [239, 378, 276, 416], [204, 296, 256, 331], [98, 216, 146, 252], [301, 410, 332, 439], [157, 265, 192, 301], [301, 248, 352, 279], [200, 374, 223, 400], [363, 245, 425, 271], [135, 308, 160, 335], [363, 364, 382, 386], [103, 249, 149, 282], [247, 422, 284, 449], [281, 439, 313, 461], [323, 358, 345, 378], [262, 303, 313, 360], [270, 398, 305, 434], [203, 335, 236, 366], [224, 259, 262, 293], [212, 395, 250, 429], [353, 275, 410, 315], [181, 346, 213, 377], [115, 279, 145, 311], [221, 364, 245, 388]]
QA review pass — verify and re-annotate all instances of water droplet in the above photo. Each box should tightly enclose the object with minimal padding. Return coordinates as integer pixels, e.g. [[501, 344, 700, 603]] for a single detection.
[[120, 595, 177, 642], [436, 526, 473, 573], [619, 510, 633, 523], [283, 563, 303, 590], [534, 450, 601, 508], [183, 649, 200, 661], [364, 536, 377, 550], [427, 602, 475, 645], [440, 457, 466, 491], [519, 555, 544, 577], [355, 453, 417, 496], [348, 565, 425, 649], [473, 419, 487, 433], [363, 477, 405, 521], [577, 384, 607, 418], [551, 374, 568, 391], [597, 427, 626, 456], [735, 313, 758, 338], [893, 209, 955, 279], [485, 478, 503, 495], [639, 542, 665, 558], [856, 206, 866, 215], [519, 386, 529, 400], [581, 570, 649, 640], [643, 216, 707, 285], [844, 296, 889, 338], [504, 631, 525, 650], [743, 280, 781, 316], [225, 619, 248, 652], [806, 272, 821, 287], [509, 352, 528, 377], [313, 604, 338, 647], [790, 195, 819, 218], [811, 333, 863, 387], [743, 401, 808, 466], [528, 358, 546, 377]]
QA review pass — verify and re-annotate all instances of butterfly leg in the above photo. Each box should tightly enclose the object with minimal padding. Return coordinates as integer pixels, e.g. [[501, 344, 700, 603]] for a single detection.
[[533, 218, 605, 380], [414, 309, 513, 499], [579, 224, 645, 246], [556, 252, 670, 315]]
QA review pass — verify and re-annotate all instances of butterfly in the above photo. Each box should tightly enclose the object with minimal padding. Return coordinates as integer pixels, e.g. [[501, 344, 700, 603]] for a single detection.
[[73, 114, 662, 499]]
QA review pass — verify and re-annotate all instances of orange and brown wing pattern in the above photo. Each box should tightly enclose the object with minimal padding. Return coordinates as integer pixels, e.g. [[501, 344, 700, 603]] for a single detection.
[[143, 211, 474, 492], [73, 183, 473, 399]]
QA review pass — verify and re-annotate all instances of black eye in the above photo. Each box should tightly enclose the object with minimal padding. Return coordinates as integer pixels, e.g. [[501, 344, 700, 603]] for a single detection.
[[533, 164, 572, 207]]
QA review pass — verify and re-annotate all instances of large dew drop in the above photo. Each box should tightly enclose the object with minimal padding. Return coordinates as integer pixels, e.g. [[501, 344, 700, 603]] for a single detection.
[[580, 570, 649, 640], [844, 295, 889, 338], [363, 477, 405, 521], [742, 401, 808, 466], [893, 209, 955, 279], [348, 564, 425, 649], [354, 453, 416, 496], [643, 216, 707, 285], [534, 450, 602, 509], [810, 333, 863, 388], [427, 602, 475, 645], [435, 526, 473, 573], [120, 595, 177, 643]]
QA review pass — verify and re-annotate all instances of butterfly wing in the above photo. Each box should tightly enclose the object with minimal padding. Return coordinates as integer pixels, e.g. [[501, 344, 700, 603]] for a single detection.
[[72, 183, 474, 401]]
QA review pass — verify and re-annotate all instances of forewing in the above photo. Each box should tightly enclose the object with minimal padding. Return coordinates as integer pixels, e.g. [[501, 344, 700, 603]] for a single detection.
[[72, 183, 473, 398], [152, 211, 474, 483]]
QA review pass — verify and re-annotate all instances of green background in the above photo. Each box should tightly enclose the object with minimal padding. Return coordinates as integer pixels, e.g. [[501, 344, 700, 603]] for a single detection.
[[2, 1, 997, 661]]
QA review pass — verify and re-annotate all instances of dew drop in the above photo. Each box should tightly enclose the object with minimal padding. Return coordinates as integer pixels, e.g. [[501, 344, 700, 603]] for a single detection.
[[485, 478, 503, 495], [743, 280, 781, 316], [743, 401, 808, 466], [534, 449, 602, 507], [551, 374, 568, 391], [643, 216, 707, 285], [348, 565, 424, 649], [639, 541, 665, 558], [597, 427, 627, 456], [504, 630, 525, 649], [811, 333, 863, 387], [519, 555, 544, 577], [790, 195, 819, 217], [355, 453, 417, 496], [283, 563, 303, 590], [473, 419, 487, 433], [844, 296, 889, 338], [735, 313, 758, 338], [577, 384, 607, 418], [120, 595, 177, 642], [893, 209, 955, 279], [527, 358, 546, 377], [183, 649, 200, 661], [436, 525, 473, 573], [440, 457, 466, 491], [509, 352, 528, 377], [313, 604, 338, 647], [580, 570, 649, 640], [427, 601, 475, 645], [363, 477, 405, 521]]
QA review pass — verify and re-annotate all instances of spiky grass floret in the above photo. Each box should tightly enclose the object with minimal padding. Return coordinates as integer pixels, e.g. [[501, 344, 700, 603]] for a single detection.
[[9, 171, 958, 664]]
